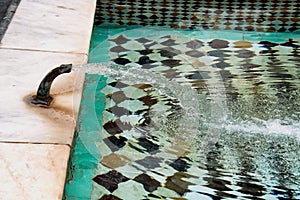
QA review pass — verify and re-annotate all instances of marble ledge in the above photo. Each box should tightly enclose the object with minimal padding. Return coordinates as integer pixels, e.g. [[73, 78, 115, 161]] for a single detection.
[[0, 0, 97, 54], [0, 142, 70, 200], [0, 48, 86, 145]]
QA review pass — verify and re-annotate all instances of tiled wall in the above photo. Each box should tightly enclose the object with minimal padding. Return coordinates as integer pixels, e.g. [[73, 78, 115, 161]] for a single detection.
[[94, 0, 299, 32]]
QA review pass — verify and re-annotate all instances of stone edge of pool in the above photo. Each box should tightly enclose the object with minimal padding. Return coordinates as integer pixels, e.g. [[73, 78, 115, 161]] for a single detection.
[[0, 0, 96, 199]]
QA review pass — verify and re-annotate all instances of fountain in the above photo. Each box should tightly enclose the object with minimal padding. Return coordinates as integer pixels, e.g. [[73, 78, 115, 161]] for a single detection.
[[30, 64, 72, 106]]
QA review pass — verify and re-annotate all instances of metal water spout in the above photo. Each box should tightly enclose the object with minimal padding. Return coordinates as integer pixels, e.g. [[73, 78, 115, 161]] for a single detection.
[[31, 64, 72, 106]]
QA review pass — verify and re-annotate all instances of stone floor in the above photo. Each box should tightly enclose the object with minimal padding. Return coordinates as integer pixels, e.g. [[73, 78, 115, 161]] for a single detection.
[[0, 0, 96, 199]]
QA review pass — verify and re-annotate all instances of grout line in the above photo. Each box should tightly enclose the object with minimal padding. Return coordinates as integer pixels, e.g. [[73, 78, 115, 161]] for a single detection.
[[0, 46, 89, 56], [0, 141, 73, 148]]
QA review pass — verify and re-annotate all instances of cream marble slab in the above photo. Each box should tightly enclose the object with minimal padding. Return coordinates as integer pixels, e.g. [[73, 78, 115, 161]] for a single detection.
[[0, 143, 69, 200], [0, 49, 86, 145], [0, 0, 96, 54]]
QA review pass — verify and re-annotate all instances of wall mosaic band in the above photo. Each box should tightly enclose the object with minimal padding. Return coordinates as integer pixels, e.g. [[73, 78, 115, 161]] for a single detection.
[[94, 0, 300, 32]]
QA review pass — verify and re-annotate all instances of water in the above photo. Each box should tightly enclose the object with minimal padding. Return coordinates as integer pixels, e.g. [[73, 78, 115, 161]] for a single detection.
[[66, 27, 300, 199]]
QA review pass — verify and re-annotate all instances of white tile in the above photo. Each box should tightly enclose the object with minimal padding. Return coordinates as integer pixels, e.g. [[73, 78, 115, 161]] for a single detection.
[[0, 143, 70, 200], [0, 49, 86, 144], [0, 0, 96, 54], [113, 180, 148, 200], [184, 192, 213, 200]]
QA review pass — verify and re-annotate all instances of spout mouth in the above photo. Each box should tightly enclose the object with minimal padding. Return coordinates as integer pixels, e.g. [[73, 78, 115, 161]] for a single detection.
[[59, 64, 72, 73], [31, 64, 72, 106]]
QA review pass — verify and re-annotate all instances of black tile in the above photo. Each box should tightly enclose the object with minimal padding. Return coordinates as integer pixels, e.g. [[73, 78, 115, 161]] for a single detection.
[[204, 177, 232, 191], [137, 49, 154, 55], [161, 59, 181, 67], [185, 72, 206, 80], [103, 135, 128, 152], [185, 39, 203, 49], [137, 55, 156, 65], [136, 156, 163, 169], [108, 105, 132, 117], [109, 35, 130, 44], [163, 68, 180, 78], [108, 81, 129, 89], [110, 91, 130, 104], [135, 37, 151, 44], [110, 46, 129, 53], [103, 121, 123, 135], [93, 170, 129, 192], [165, 172, 195, 195], [235, 49, 255, 58], [168, 157, 191, 172], [209, 39, 229, 49], [208, 50, 230, 58], [159, 49, 178, 58], [237, 181, 266, 196], [137, 137, 160, 154], [99, 194, 122, 200], [258, 41, 278, 49], [114, 57, 131, 65], [280, 39, 300, 48], [185, 50, 205, 57], [133, 173, 161, 192], [138, 95, 158, 106]]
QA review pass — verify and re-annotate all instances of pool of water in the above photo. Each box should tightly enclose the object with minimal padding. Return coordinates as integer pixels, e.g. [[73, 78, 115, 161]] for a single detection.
[[64, 26, 300, 200]]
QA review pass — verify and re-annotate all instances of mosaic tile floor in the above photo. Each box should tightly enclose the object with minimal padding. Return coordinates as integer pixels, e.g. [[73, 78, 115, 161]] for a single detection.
[[95, 0, 300, 33], [65, 26, 300, 200]]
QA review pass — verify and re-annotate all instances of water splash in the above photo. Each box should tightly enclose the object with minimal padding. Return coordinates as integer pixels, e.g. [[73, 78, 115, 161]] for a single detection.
[[224, 118, 300, 139], [72, 60, 300, 199], [73, 62, 202, 150]]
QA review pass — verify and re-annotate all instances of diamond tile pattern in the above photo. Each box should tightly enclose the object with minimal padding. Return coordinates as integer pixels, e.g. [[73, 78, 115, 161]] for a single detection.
[[95, 0, 300, 32], [89, 29, 300, 199]]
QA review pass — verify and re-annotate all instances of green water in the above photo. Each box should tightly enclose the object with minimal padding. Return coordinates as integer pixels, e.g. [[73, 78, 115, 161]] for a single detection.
[[64, 26, 300, 200]]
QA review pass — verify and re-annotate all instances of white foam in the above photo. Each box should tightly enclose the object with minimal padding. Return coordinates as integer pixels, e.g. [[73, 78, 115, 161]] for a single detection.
[[224, 118, 300, 139]]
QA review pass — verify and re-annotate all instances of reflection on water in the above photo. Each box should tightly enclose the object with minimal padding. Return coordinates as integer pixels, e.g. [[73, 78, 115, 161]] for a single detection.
[[67, 27, 300, 199]]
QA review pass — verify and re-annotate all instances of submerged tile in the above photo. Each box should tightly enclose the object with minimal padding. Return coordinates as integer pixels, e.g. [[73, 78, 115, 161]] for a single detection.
[[136, 156, 163, 169], [185, 39, 204, 49], [72, 25, 300, 200], [137, 137, 160, 154], [168, 157, 192, 172], [208, 39, 230, 49], [100, 153, 130, 169], [103, 121, 124, 135], [99, 194, 122, 200], [93, 170, 129, 192], [234, 41, 253, 48], [103, 135, 128, 152], [109, 35, 130, 44], [112, 180, 148, 200], [165, 172, 197, 196], [133, 173, 161, 192]]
